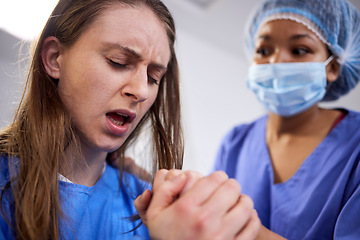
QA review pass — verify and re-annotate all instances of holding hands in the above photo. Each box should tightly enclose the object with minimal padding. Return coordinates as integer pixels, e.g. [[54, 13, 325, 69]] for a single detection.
[[135, 169, 261, 240]]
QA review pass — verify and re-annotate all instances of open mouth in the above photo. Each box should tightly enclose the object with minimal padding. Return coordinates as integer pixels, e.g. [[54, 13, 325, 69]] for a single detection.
[[106, 112, 130, 126]]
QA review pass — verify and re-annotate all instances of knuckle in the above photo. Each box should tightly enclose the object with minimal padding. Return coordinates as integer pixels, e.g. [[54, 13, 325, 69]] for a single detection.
[[174, 198, 193, 215], [191, 210, 211, 233], [156, 169, 168, 177], [224, 178, 241, 193], [165, 169, 182, 181], [241, 194, 255, 210], [184, 170, 203, 181], [209, 171, 229, 185]]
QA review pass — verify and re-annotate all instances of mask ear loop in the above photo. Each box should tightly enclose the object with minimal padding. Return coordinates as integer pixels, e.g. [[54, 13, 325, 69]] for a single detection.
[[325, 55, 335, 91], [324, 55, 334, 66]]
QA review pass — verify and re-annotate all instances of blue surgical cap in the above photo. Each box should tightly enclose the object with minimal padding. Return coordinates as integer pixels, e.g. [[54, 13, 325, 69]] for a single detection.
[[245, 0, 360, 101]]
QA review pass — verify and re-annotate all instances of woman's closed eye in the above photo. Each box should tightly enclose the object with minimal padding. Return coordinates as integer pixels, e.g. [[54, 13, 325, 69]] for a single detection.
[[107, 58, 129, 68], [148, 67, 166, 86], [148, 76, 159, 85]]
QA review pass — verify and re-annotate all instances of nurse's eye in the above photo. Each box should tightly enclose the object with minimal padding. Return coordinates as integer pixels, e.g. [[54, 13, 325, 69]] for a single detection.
[[292, 48, 310, 55], [255, 47, 270, 57]]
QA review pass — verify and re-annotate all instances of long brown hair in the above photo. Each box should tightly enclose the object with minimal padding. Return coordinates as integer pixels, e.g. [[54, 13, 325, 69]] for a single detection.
[[0, 0, 183, 239]]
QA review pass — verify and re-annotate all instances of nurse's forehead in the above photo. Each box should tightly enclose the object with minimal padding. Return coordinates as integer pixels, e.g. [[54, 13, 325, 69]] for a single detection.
[[256, 21, 319, 42]]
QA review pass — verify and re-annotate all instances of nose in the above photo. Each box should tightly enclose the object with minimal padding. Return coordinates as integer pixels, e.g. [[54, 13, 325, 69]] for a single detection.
[[269, 49, 291, 64], [123, 69, 149, 103]]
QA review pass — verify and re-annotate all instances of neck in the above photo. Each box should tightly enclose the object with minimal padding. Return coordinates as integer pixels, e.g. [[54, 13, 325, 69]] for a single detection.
[[267, 105, 332, 138], [61, 141, 108, 187]]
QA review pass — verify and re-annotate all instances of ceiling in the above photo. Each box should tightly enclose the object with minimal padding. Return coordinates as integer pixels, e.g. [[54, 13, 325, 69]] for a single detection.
[[163, 0, 360, 57], [162, 0, 262, 57], [1, 0, 360, 61]]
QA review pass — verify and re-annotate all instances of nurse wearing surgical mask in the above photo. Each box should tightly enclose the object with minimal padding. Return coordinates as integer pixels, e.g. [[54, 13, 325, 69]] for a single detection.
[[213, 0, 360, 239]]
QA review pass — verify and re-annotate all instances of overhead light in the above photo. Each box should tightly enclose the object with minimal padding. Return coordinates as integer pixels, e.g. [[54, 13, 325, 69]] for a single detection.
[[0, 0, 58, 41]]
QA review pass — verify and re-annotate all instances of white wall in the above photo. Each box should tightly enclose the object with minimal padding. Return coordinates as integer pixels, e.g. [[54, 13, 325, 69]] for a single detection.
[[1, 2, 360, 176], [176, 29, 264, 174], [0, 48, 28, 128], [175, 29, 360, 175]]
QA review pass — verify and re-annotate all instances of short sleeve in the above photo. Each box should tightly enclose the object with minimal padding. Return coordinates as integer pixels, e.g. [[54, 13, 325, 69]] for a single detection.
[[334, 150, 360, 239]]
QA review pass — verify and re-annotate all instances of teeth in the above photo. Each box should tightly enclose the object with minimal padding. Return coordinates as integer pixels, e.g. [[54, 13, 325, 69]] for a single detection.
[[112, 119, 124, 126], [107, 113, 128, 126], [108, 115, 124, 126], [115, 112, 129, 118]]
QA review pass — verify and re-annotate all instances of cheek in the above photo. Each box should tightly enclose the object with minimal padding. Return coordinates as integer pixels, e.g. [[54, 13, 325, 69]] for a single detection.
[[57, 70, 112, 121], [149, 87, 159, 107], [139, 88, 159, 116]]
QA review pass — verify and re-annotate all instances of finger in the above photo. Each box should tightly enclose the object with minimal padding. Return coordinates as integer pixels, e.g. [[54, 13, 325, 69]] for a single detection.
[[134, 189, 153, 227], [201, 178, 241, 217], [164, 169, 183, 181], [134, 189, 152, 214], [147, 173, 187, 217], [222, 194, 255, 237], [152, 169, 169, 192], [180, 171, 229, 206], [235, 210, 261, 240], [164, 170, 203, 196], [180, 171, 203, 196]]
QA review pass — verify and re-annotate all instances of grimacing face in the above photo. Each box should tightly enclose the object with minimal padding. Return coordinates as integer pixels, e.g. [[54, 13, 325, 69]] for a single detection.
[[44, 4, 171, 155]]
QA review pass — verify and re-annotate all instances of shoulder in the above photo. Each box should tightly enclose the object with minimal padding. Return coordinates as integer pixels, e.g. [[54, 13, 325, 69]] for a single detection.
[[334, 109, 360, 141], [0, 155, 11, 187], [105, 165, 151, 195], [213, 115, 267, 172], [0, 155, 16, 239], [346, 109, 360, 122], [220, 115, 267, 146]]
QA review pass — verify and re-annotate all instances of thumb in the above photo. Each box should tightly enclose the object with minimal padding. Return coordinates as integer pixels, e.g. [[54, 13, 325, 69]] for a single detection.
[[134, 189, 153, 227], [147, 173, 187, 216]]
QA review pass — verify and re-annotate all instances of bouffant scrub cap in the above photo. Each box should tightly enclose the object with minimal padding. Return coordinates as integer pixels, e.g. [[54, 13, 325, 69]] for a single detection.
[[245, 0, 360, 101]]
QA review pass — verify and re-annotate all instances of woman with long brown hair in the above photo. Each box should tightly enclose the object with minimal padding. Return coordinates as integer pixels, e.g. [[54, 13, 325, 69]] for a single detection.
[[0, 0, 260, 239]]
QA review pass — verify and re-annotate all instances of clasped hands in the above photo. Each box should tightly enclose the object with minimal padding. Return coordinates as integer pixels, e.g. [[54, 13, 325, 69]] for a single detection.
[[135, 169, 261, 240]]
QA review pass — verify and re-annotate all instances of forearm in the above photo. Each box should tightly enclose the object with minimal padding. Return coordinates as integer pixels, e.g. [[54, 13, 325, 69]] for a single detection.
[[256, 225, 287, 240]]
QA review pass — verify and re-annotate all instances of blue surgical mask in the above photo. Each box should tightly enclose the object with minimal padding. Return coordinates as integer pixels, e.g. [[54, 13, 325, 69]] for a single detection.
[[246, 56, 333, 117]]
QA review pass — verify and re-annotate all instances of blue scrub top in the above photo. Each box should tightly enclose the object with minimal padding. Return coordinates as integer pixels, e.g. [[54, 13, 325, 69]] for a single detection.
[[213, 109, 360, 240], [0, 156, 150, 240]]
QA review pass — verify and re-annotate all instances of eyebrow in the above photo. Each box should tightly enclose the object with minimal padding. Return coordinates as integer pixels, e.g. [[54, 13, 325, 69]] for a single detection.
[[290, 33, 317, 42], [103, 42, 168, 70], [257, 33, 317, 42]]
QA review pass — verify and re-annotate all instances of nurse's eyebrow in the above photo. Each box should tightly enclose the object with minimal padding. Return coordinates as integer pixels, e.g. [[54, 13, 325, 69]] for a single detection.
[[290, 33, 317, 42], [257, 33, 317, 43], [103, 42, 168, 70], [257, 35, 271, 40]]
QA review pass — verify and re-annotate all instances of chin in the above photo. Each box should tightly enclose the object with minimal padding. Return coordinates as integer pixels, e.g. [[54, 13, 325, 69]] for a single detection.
[[102, 140, 126, 153]]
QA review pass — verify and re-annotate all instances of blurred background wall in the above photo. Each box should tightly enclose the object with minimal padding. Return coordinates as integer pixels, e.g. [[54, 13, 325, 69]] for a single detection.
[[1, 0, 360, 175]]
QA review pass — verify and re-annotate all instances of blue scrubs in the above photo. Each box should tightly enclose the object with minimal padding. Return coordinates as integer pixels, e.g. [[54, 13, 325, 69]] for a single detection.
[[213, 109, 360, 240], [0, 157, 150, 240]]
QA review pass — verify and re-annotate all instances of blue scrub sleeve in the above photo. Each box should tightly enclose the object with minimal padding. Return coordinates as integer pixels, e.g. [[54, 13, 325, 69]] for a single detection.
[[334, 151, 360, 239], [0, 199, 15, 239]]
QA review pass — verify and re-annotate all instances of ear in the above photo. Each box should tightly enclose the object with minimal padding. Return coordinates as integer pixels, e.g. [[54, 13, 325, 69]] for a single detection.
[[41, 37, 63, 79], [326, 58, 340, 83]]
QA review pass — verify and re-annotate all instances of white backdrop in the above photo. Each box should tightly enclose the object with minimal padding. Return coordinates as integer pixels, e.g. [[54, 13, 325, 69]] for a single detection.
[[1, 1, 360, 175]]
